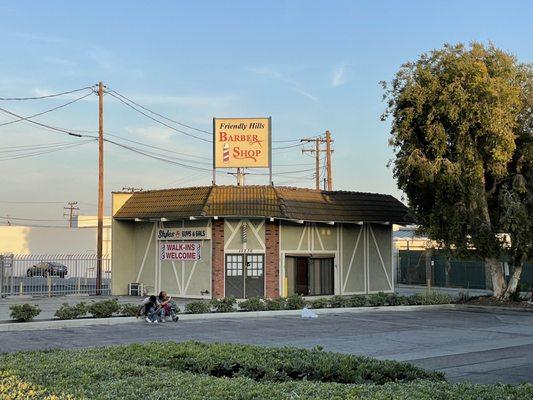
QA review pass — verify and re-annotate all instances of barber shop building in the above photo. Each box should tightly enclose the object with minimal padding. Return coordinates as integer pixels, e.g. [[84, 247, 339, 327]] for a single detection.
[[111, 185, 412, 299]]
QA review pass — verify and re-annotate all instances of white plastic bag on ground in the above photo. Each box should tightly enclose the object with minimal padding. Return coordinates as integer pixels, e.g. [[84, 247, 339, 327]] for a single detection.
[[301, 307, 318, 319]]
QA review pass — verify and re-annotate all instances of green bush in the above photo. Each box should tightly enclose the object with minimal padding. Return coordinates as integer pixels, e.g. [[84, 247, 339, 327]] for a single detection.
[[410, 292, 453, 305], [309, 297, 330, 309], [386, 293, 410, 306], [185, 301, 211, 314], [87, 298, 120, 318], [150, 341, 445, 385], [329, 295, 351, 308], [265, 297, 287, 310], [210, 297, 237, 313], [0, 342, 531, 400], [239, 297, 266, 311], [119, 303, 142, 316], [348, 294, 368, 307], [54, 302, 87, 320], [286, 293, 307, 309], [367, 291, 389, 306], [9, 303, 41, 322]]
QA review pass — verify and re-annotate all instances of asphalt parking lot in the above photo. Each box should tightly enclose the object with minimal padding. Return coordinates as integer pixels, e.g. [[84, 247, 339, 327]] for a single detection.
[[1, 307, 532, 384]]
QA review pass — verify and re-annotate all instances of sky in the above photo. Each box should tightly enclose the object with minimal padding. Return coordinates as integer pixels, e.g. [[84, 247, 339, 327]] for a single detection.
[[0, 0, 531, 225]]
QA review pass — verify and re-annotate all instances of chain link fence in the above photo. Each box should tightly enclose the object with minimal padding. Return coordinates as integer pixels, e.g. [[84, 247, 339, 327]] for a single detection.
[[0, 253, 111, 297]]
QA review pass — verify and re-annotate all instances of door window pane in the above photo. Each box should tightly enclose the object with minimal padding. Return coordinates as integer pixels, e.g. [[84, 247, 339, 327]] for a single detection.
[[226, 255, 243, 276], [246, 254, 263, 277]]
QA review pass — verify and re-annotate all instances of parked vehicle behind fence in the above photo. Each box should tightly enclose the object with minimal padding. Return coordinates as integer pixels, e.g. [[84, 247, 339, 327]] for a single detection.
[[26, 262, 68, 278]]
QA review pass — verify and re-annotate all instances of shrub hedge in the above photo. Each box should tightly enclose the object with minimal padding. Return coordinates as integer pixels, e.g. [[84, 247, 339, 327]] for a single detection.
[[86, 299, 121, 318], [264, 297, 287, 310], [0, 343, 531, 400], [167, 341, 444, 384], [285, 293, 307, 309], [210, 297, 237, 313], [54, 303, 87, 320], [119, 303, 141, 317], [6, 291, 455, 324], [240, 292, 452, 312], [9, 304, 41, 322], [238, 297, 266, 311], [185, 301, 211, 314], [309, 297, 330, 309]]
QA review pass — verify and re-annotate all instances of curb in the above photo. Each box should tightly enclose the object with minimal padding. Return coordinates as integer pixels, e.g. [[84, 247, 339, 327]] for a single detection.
[[456, 304, 533, 313], [0, 304, 458, 332]]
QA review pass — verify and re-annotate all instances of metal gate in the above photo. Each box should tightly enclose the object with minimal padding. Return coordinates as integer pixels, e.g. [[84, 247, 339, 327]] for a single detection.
[[0, 253, 111, 297], [225, 253, 264, 298]]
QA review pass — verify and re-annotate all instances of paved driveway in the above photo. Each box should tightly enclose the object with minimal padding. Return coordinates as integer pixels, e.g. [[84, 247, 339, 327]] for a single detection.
[[1, 308, 532, 384]]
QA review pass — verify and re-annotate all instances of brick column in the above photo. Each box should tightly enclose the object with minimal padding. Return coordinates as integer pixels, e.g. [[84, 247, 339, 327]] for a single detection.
[[212, 218, 225, 298], [265, 219, 280, 298]]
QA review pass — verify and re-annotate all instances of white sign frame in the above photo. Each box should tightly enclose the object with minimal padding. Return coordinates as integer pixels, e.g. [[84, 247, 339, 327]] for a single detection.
[[160, 242, 202, 261], [157, 227, 211, 241]]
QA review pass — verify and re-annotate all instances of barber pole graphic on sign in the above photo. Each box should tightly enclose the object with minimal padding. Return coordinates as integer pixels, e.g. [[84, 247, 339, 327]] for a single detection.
[[223, 143, 230, 164], [160, 242, 201, 261]]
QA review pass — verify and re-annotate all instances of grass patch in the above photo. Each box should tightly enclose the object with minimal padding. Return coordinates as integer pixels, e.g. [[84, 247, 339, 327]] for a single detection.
[[0, 342, 531, 400]]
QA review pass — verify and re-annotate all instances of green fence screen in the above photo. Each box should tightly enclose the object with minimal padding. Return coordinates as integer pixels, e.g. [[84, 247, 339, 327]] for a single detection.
[[398, 250, 533, 291]]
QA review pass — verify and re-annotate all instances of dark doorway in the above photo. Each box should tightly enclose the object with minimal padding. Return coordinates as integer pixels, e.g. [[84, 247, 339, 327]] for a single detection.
[[285, 256, 334, 296]]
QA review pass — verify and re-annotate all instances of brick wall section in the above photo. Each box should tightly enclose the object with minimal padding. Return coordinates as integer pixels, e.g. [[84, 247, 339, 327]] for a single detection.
[[212, 218, 225, 298], [265, 220, 280, 298]]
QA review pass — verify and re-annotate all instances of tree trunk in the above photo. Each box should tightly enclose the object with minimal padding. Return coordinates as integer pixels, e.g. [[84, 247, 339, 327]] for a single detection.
[[485, 258, 506, 298], [425, 248, 433, 293], [503, 264, 523, 300]]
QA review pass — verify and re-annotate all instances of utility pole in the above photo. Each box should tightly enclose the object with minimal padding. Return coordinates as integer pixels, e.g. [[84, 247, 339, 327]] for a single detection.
[[96, 81, 104, 295], [301, 134, 334, 190], [229, 168, 247, 186], [325, 130, 333, 191], [63, 202, 79, 228]]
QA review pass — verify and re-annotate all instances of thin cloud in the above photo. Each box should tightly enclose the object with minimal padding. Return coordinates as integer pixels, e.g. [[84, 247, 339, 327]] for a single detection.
[[248, 66, 318, 102], [331, 64, 347, 88]]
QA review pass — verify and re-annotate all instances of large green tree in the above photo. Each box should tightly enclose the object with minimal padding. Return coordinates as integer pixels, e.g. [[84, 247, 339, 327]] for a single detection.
[[382, 43, 532, 298]]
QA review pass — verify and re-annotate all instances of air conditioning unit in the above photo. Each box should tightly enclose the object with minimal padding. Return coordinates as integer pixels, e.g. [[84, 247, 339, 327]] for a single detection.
[[128, 283, 144, 297]]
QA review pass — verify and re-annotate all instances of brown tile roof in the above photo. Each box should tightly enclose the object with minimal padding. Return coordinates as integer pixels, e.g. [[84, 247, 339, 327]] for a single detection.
[[114, 185, 413, 224]]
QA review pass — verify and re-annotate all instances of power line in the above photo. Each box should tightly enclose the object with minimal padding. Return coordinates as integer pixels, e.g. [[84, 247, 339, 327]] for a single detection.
[[104, 132, 211, 161], [0, 141, 89, 154], [0, 140, 83, 151], [103, 138, 214, 172], [0, 140, 95, 161], [0, 105, 98, 139], [104, 138, 212, 167], [0, 90, 94, 127], [0, 86, 96, 101], [107, 89, 213, 135], [0, 215, 70, 222], [272, 142, 307, 150], [105, 88, 312, 145], [105, 91, 212, 143]]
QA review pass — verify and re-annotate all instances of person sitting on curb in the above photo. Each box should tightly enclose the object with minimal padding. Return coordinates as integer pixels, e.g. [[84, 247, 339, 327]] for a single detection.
[[158, 291, 172, 321], [138, 295, 163, 324]]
